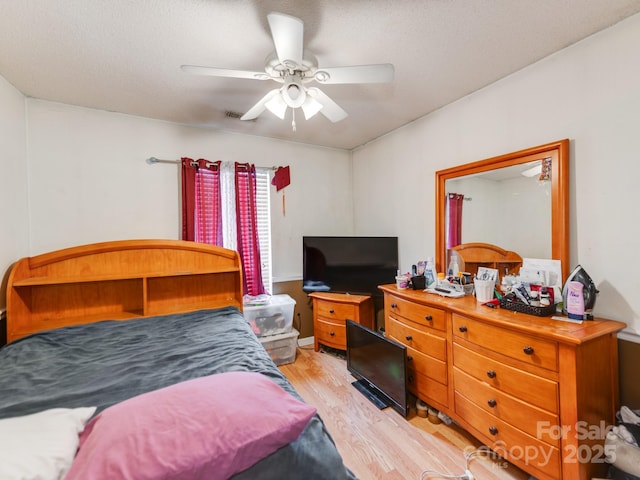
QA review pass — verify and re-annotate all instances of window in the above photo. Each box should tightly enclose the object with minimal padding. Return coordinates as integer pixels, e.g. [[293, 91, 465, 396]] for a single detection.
[[254, 168, 272, 294], [181, 159, 272, 295]]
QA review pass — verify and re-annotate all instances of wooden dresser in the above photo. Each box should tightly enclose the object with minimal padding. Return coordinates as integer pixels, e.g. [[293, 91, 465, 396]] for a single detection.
[[379, 284, 625, 480], [309, 292, 374, 351]]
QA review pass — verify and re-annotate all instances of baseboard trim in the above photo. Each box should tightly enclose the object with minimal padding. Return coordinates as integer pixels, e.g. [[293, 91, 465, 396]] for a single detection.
[[298, 336, 314, 347], [619, 330, 640, 344]]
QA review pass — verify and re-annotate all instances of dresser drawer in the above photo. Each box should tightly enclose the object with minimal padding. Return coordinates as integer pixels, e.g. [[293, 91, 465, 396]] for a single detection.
[[454, 368, 559, 446], [386, 294, 446, 331], [316, 301, 356, 320], [453, 315, 558, 372], [409, 368, 449, 412], [405, 344, 447, 384], [455, 393, 561, 480], [387, 316, 446, 361], [453, 343, 558, 413], [315, 318, 346, 349]]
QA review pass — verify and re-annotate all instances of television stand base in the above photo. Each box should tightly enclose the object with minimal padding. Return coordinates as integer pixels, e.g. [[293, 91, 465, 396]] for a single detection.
[[351, 379, 390, 410]]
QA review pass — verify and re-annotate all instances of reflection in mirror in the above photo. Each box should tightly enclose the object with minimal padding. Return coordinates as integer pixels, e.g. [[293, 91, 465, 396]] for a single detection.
[[445, 159, 552, 258], [435, 140, 569, 282]]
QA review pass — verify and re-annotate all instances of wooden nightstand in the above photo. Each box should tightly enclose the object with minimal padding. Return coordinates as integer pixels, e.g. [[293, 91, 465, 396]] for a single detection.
[[309, 292, 374, 351]]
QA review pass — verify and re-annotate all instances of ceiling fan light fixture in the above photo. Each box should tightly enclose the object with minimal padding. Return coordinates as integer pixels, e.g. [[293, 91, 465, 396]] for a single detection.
[[182, 12, 393, 127], [282, 78, 306, 108], [265, 93, 288, 119], [301, 95, 323, 119]]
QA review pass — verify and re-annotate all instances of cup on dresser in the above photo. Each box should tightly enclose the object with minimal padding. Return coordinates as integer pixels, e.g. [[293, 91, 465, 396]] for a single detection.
[[474, 278, 495, 303], [395, 275, 409, 289]]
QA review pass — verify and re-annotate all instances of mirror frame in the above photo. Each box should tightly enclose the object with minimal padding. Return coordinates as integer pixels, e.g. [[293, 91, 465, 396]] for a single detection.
[[435, 139, 570, 282]]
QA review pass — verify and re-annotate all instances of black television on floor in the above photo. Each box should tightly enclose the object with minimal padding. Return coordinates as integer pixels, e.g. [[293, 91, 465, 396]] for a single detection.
[[302, 236, 398, 297], [346, 319, 408, 417]]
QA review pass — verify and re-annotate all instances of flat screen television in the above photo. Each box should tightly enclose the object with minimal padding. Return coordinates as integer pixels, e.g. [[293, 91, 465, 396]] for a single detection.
[[346, 319, 408, 417], [302, 236, 398, 297]]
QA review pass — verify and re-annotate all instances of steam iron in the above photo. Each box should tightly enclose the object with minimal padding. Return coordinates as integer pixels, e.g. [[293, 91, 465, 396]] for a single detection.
[[562, 265, 599, 320]]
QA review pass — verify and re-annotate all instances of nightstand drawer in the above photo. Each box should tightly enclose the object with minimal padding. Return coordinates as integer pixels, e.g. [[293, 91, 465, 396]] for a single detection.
[[316, 301, 356, 320], [310, 292, 374, 352], [315, 318, 346, 348], [453, 314, 558, 371]]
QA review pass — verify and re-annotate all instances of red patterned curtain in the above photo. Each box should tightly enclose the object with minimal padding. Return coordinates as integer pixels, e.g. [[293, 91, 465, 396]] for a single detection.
[[235, 162, 265, 296], [446, 193, 464, 249], [181, 158, 222, 245]]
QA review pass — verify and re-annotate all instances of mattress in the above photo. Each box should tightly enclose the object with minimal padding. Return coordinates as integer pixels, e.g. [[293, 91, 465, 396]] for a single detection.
[[0, 307, 356, 479]]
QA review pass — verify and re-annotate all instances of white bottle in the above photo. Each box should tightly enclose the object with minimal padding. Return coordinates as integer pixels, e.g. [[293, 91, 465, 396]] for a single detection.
[[448, 254, 459, 277], [425, 257, 436, 288]]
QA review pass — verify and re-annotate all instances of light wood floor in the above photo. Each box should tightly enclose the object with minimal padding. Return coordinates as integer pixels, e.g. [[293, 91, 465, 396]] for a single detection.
[[279, 345, 531, 480]]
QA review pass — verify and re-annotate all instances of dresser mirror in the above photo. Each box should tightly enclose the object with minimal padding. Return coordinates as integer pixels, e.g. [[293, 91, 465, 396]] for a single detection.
[[435, 139, 570, 282]]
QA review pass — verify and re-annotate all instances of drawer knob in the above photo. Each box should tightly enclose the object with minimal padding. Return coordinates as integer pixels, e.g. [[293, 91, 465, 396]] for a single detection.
[[458, 325, 468, 333], [405, 335, 413, 341], [407, 355, 413, 362], [487, 399, 497, 408], [391, 303, 398, 308], [329, 309, 335, 314], [523, 346, 535, 355], [425, 315, 433, 321], [329, 331, 335, 337], [486, 370, 497, 379], [489, 426, 499, 436]]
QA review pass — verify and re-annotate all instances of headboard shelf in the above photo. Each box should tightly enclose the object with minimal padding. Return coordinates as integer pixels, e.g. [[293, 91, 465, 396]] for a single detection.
[[6, 240, 244, 343], [12, 267, 241, 287], [451, 242, 522, 279]]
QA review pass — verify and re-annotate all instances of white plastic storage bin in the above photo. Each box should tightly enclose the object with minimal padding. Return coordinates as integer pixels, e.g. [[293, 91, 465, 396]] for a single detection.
[[244, 294, 296, 337], [259, 329, 299, 366]]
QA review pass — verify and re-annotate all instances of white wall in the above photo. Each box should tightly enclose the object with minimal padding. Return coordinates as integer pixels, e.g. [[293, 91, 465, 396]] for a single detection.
[[23, 100, 352, 281], [0, 75, 29, 304], [447, 174, 551, 258], [353, 13, 640, 337]]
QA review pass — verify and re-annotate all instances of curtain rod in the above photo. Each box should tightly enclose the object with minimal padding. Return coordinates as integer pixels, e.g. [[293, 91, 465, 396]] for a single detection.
[[146, 157, 277, 170], [146, 157, 178, 165], [446, 192, 472, 201]]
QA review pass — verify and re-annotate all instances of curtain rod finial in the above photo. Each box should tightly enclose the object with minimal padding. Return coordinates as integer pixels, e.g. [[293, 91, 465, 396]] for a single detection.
[[146, 157, 158, 164]]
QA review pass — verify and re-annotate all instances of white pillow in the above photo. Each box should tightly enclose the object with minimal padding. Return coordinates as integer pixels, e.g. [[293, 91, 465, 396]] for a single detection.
[[0, 407, 96, 480]]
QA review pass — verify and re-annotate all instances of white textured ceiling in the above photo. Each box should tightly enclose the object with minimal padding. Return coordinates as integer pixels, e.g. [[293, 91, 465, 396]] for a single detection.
[[1, 0, 639, 150]]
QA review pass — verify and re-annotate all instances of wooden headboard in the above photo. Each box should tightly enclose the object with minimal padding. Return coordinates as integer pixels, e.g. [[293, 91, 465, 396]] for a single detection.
[[451, 242, 522, 279], [6, 239, 243, 343]]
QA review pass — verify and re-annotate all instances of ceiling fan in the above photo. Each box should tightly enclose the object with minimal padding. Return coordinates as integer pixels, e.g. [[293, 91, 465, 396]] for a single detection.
[[181, 12, 394, 128]]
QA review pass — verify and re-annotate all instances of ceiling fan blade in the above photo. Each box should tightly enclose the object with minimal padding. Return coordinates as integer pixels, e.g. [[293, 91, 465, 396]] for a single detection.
[[307, 88, 348, 123], [181, 65, 269, 80], [241, 89, 281, 120], [314, 64, 394, 84], [267, 12, 304, 69]]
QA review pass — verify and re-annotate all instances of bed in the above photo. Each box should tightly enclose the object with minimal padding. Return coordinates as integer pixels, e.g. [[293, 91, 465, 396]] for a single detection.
[[0, 239, 356, 480]]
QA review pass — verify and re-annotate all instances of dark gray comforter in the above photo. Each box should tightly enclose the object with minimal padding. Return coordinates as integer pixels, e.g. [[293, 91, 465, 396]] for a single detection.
[[0, 307, 357, 479]]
